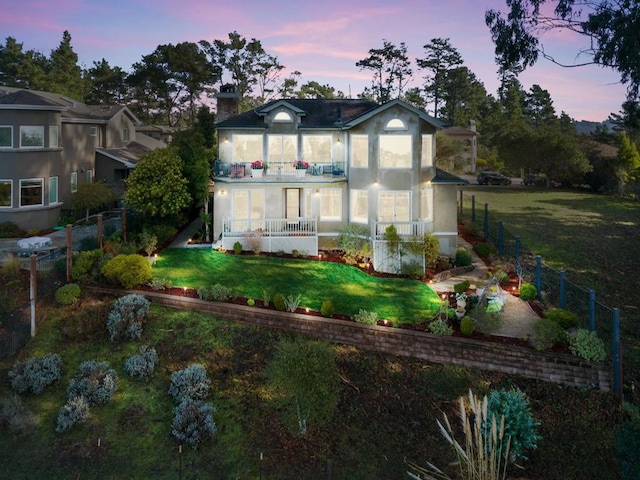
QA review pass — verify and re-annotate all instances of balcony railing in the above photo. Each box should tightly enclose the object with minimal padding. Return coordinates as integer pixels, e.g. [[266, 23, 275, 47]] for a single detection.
[[214, 160, 346, 179], [373, 220, 434, 240], [222, 217, 317, 238]]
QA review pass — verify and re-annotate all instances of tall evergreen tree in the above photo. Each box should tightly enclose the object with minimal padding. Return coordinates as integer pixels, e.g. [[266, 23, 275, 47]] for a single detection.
[[48, 31, 83, 99], [356, 39, 412, 103], [416, 38, 463, 117]]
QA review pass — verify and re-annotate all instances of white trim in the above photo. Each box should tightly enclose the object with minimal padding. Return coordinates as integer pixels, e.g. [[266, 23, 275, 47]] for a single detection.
[[0, 125, 13, 148]]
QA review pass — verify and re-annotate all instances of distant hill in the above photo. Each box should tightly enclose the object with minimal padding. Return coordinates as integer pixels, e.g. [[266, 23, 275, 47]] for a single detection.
[[573, 119, 616, 135]]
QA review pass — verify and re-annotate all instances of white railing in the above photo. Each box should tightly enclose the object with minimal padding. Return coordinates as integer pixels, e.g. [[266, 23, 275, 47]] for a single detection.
[[373, 220, 433, 240], [222, 217, 317, 238]]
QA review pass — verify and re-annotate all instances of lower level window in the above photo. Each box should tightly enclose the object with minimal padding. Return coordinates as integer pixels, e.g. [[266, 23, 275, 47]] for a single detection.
[[49, 176, 59, 204], [0, 180, 11, 207], [20, 178, 43, 207], [320, 188, 342, 221]]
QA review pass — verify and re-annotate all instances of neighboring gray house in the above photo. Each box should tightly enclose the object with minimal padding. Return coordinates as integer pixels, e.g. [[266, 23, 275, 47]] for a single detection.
[[441, 121, 479, 173], [0, 87, 165, 231], [213, 89, 467, 272]]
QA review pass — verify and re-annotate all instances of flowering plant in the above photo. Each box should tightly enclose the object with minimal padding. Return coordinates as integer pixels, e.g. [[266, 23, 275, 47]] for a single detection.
[[293, 160, 309, 170], [250, 160, 265, 169]]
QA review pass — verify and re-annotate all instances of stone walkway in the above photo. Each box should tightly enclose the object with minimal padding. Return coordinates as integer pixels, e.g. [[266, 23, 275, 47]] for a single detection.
[[430, 237, 539, 339]]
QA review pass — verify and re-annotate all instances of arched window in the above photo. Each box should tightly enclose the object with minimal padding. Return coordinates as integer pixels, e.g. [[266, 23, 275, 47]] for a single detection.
[[385, 118, 406, 130], [274, 111, 293, 122]]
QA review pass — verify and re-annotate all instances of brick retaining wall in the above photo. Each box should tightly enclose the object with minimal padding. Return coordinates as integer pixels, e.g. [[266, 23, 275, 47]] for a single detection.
[[92, 288, 611, 391]]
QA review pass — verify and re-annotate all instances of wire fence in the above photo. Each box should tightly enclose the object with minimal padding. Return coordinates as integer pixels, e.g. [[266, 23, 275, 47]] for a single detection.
[[460, 191, 622, 396]]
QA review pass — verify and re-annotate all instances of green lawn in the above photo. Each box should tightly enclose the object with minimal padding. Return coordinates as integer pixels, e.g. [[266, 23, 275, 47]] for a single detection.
[[152, 248, 442, 323]]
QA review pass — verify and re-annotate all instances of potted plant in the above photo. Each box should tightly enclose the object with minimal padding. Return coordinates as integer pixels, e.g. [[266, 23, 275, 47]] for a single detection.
[[293, 159, 309, 177], [455, 292, 467, 319], [250, 160, 265, 177]]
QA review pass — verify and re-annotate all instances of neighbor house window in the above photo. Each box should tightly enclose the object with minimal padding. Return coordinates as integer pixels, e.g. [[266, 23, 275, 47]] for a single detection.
[[0, 126, 12, 148], [268, 135, 297, 165], [302, 135, 332, 164], [49, 176, 58, 204], [350, 189, 368, 223], [70, 172, 78, 193], [320, 188, 341, 221], [350, 135, 368, 168], [420, 186, 433, 221], [232, 134, 263, 163], [379, 135, 411, 168], [20, 126, 44, 148], [20, 178, 43, 207], [232, 189, 265, 231], [0, 180, 12, 207], [123, 127, 129, 143], [378, 191, 411, 230], [421, 134, 433, 167], [86, 169, 93, 183], [49, 126, 59, 148], [89, 126, 98, 136]]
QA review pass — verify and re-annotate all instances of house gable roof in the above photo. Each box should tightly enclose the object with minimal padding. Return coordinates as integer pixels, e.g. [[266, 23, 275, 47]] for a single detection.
[[96, 140, 157, 169], [343, 98, 445, 130], [432, 168, 469, 185]]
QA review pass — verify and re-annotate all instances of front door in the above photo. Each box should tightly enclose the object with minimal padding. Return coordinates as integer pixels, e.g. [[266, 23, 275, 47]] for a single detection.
[[286, 188, 301, 220]]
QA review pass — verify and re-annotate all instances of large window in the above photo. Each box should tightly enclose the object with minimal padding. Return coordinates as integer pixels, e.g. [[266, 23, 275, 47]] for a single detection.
[[49, 126, 59, 148], [268, 135, 297, 164], [70, 172, 78, 193], [379, 135, 411, 168], [350, 189, 368, 223], [320, 188, 342, 221], [0, 180, 12, 207], [420, 186, 433, 221], [302, 135, 331, 164], [350, 135, 368, 168], [378, 191, 410, 223], [49, 176, 59, 204], [20, 178, 43, 207], [421, 134, 433, 167], [20, 126, 44, 148], [233, 189, 265, 231], [0, 126, 12, 148], [233, 134, 263, 163]]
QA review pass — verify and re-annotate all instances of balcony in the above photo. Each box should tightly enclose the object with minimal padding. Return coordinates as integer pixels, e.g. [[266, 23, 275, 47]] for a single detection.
[[214, 160, 346, 183]]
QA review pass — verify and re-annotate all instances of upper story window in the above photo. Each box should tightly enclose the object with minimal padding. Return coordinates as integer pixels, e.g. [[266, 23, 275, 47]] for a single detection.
[[123, 127, 130, 143], [274, 111, 293, 122], [385, 118, 407, 130], [268, 135, 297, 164], [0, 180, 12, 207], [302, 135, 331, 164], [350, 135, 368, 168], [49, 126, 59, 148], [90, 126, 98, 137], [421, 134, 433, 167], [20, 126, 44, 148], [0, 126, 12, 148], [379, 134, 411, 168], [20, 178, 43, 207], [232, 134, 263, 163]]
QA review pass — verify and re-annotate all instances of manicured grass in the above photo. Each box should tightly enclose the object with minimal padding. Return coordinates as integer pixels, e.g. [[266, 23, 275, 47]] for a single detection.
[[152, 248, 441, 323]]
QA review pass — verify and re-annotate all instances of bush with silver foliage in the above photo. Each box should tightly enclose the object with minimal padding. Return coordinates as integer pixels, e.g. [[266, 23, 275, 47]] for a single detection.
[[9, 353, 63, 394], [171, 397, 217, 448], [67, 360, 118, 405], [107, 294, 150, 342], [124, 345, 159, 381], [168, 364, 211, 403], [55, 396, 90, 433]]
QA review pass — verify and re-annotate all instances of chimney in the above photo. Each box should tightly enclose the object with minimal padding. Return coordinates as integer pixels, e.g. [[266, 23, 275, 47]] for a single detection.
[[216, 84, 240, 123], [468, 119, 476, 132]]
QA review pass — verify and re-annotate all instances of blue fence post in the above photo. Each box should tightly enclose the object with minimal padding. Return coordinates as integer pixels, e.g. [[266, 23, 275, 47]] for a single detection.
[[483, 204, 489, 240], [497, 221, 504, 255], [559, 270, 566, 309], [613, 308, 622, 399], [588, 290, 596, 331], [535, 256, 542, 299], [471, 195, 476, 223], [515, 236, 521, 264]]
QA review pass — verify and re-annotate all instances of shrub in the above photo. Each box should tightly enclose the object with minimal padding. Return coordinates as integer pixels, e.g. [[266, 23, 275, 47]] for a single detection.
[[455, 247, 472, 266], [197, 283, 232, 302], [124, 345, 159, 381], [353, 309, 378, 325], [71, 249, 108, 283], [473, 242, 496, 258], [168, 364, 211, 403], [336, 224, 372, 265], [233, 241, 242, 254], [474, 305, 503, 336], [531, 318, 565, 350], [107, 294, 150, 342], [55, 396, 90, 433], [0, 221, 25, 238], [247, 298, 255, 307], [283, 294, 302, 312], [494, 268, 510, 285], [460, 316, 474, 336], [615, 408, 640, 480], [146, 223, 178, 246], [0, 393, 38, 434], [262, 288, 273, 307], [401, 260, 425, 279], [172, 398, 217, 448], [428, 319, 453, 336], [101, 254, 152, 289], [67, 360, 118, 405], [545, 308, 580, 330], [9, 353, 63, 394], [568, 329, 607, 362], [519, 282, 537, 301], [485, 387, 540, 461], [55, 283, 81, 306], [137, 231, 158, 256], [320, 299, 335, 318], [273, 293, 286, 311], [0, 254, 20, 279], [148, 277, 172, 291], [453, 279, 471, 294]]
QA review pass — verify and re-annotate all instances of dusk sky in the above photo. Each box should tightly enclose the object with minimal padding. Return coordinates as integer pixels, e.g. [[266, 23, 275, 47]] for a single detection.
[[1, 0, 628, 122]]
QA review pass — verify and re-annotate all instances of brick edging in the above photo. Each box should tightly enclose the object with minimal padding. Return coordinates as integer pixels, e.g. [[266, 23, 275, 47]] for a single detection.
[[89, 287, 611, 391]]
